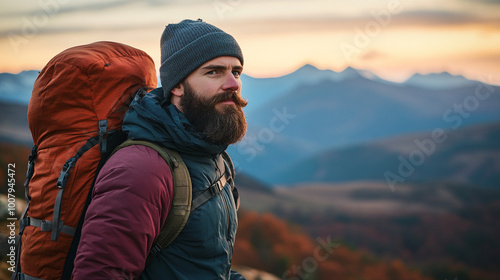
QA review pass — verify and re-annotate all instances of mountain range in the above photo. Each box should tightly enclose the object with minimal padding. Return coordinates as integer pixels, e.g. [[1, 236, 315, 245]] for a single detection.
[[229, 65, 500, 185], [1, 65, 499, 188]]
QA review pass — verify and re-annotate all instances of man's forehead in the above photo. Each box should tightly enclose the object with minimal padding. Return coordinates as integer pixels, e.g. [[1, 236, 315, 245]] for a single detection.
[[198, 56, 242, 69]]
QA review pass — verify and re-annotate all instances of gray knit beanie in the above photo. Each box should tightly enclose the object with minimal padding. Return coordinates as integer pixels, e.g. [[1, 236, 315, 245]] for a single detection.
[[160, 19, 244, 99]]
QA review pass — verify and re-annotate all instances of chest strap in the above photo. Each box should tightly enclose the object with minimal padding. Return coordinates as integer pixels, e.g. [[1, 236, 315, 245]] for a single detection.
[[190, 171, 231, 211], [22, 217, 76, 236]]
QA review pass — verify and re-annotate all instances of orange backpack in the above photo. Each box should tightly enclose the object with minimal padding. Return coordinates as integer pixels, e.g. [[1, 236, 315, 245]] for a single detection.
[[14, 41, 157, 280]]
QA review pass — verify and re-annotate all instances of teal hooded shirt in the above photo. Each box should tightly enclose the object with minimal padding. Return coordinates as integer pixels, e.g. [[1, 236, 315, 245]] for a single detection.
[[123, 88, 240, 279]]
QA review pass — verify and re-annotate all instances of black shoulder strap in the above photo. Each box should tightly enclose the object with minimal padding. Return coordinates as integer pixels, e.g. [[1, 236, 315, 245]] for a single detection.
[[61, 130, 127, 280], [221, 151, 235, 187], [221, 151, 240, 210]]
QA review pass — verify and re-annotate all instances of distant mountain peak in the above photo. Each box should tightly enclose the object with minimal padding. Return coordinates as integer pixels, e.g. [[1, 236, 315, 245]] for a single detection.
[[337, 66, 385, 82], [286, 64, 320, 78], [340, 66, 361, 76], [288, 64, 383, 83], [0, 70, 39, 105], [342, 66, 357, 72], [405, 71, 473, 89], [296, 63, 319, 72], [283, 64, 334, 81]]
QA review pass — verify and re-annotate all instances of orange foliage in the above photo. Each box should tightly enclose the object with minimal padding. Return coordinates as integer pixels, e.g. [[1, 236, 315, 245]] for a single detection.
[[234, 211, 315, 275], [234, 211, 433, 280], [232, 239, 260, 268], [0, 142, 30, 196]]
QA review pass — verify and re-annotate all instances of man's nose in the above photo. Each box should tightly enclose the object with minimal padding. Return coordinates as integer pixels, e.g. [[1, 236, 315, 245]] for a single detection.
[[222, 73, 240, 91]]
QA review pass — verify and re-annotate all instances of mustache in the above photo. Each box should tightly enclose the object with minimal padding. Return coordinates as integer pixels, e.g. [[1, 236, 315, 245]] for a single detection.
[[210, 91, 248, 108]]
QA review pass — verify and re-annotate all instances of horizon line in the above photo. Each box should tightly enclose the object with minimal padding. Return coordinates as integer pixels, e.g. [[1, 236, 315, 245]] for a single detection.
[[1, 64, 499, 86]]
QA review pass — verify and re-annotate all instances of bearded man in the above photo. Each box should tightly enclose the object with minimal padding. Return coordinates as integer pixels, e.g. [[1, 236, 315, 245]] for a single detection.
[[73, 19, 247, 280]]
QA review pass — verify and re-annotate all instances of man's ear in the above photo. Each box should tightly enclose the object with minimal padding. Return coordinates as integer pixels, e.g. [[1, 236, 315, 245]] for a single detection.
[[171, 83, 184, 98], [170, 83, 184, 112]]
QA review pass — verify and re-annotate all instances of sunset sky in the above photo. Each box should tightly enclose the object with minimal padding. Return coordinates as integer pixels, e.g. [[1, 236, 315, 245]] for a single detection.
[[0, 0, 499, 85]]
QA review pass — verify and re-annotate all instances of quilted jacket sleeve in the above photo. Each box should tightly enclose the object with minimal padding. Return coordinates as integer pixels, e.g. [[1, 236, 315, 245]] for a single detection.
[[73, 145, 173, 280]]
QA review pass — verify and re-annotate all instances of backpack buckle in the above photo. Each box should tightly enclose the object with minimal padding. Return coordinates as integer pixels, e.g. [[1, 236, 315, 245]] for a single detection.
[[57, 158, 76, 188], [98, 119, 108, 154], [150, 244, 162, 256], [24, 145, 38, 188]]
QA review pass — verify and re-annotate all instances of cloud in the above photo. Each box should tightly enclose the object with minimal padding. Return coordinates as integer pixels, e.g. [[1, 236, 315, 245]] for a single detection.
[[464, 52, 500, 63], [360, 50, 386, 61], [0, 22, 160, 39], [0, 0, 223, 39], [0, 0, 140, 38], [0, 0, 137, 19], [462, 0, 500, 4], [1, 1, 499, 41], [228, 9, 500, 37], [0, 0, 215, 19], [392, 10, 498, 26]]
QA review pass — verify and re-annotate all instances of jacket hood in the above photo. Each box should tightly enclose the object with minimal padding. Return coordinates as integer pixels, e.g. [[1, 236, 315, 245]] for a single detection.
[[122, 87, 227, 156]]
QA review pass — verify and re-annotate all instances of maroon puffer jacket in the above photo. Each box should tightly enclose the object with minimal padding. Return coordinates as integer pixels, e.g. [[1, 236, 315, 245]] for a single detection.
[[73, 144, 173, 279]]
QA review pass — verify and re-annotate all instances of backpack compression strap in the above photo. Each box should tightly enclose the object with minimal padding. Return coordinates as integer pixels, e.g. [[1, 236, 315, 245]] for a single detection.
[[111, 139, 192, 264], [51, 136, 101, 241], [11, 146, 37, 280]]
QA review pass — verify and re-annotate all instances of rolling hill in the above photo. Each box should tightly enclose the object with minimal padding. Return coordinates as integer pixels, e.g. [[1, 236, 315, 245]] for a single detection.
[[269, 121, 500, 188]]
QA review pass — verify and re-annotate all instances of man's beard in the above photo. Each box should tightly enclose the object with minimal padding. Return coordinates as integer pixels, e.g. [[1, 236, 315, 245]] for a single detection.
[[180, 81, 248, 146]]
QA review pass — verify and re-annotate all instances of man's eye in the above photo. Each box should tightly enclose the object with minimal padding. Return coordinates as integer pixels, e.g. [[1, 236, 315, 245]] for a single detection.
[[232, 71, 241, 77], [207, 70, 217, 75]]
